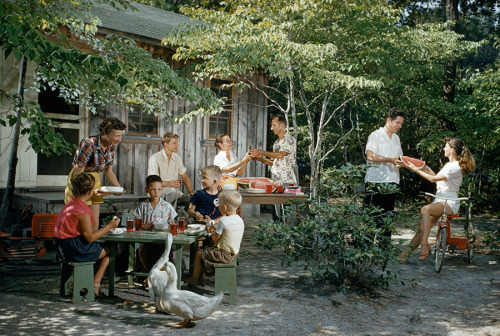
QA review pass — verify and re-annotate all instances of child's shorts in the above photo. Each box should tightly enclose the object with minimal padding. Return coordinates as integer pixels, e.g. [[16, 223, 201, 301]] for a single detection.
[[55, 236, 103, 262], [202, 247, 236, 268]]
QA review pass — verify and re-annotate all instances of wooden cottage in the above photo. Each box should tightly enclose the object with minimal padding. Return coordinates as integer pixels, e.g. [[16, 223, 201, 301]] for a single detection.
[[1, 2, 268, 214]]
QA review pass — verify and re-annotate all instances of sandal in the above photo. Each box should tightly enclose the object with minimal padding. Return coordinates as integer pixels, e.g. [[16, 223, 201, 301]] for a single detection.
[[418, 244, 430, 261], [94, 283, 107, 298], [398, 247, 413, 263]]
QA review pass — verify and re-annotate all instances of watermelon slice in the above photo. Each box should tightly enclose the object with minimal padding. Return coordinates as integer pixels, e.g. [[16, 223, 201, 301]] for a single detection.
[[400, 156, 425, 169]]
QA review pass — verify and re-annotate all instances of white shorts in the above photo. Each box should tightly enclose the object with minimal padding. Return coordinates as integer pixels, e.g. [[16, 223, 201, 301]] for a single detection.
[[432, 191, 460, 215]]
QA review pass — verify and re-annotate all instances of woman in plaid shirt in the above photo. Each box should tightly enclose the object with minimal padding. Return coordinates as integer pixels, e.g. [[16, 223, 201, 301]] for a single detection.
[[64, 118, 126, 230]]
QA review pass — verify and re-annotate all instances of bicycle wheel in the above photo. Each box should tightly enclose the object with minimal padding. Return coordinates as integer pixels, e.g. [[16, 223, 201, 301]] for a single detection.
[[466, 242, 473, 263], [434, 227, 447, 273]]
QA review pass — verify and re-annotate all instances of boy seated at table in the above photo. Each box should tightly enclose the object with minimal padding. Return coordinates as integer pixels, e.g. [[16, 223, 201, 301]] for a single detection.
[[187, 165, 223, 225], [54, 173, 120, 297], [133, 175, 177, 273], [186, 190, 244, 286]]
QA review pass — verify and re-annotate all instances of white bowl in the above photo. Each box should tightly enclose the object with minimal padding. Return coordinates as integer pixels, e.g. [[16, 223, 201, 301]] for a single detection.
[[222, 184, 236, 190], [154, 222, 168, 231]]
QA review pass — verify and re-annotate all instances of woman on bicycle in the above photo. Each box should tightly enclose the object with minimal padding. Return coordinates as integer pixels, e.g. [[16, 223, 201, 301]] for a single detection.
[[400, 137, 475, 262]]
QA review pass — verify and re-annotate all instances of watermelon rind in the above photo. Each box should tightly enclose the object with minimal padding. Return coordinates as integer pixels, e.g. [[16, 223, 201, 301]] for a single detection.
[[400, 156, 425, 169]]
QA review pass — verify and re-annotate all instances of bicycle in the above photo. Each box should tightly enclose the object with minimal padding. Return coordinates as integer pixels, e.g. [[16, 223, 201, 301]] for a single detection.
[[422, 192, 472, 273]]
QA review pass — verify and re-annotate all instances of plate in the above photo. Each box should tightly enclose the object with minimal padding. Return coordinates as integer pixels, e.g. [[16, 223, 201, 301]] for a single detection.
[[109, 228, 126, 235], [185, 228, 206, 236], [187, 224, 205, 231], [100, 186, 125, 193], [246, 188, 266, 194]]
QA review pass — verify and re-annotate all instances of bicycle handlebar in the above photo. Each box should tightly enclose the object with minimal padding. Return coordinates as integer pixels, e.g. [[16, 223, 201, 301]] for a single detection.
[[420, 192, 469, 201]]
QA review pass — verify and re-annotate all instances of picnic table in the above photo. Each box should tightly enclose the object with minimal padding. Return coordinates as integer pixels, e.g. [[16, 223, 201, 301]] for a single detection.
[[240, 191, 308, 204], [100, 230, 205, 296]]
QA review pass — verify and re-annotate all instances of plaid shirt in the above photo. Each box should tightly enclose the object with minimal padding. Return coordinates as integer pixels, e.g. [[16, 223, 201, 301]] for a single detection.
[[72, 135, 116, 172]]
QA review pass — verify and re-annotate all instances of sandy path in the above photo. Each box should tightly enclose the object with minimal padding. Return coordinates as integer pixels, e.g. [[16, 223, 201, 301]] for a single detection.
[[0, 213, 499, 336]]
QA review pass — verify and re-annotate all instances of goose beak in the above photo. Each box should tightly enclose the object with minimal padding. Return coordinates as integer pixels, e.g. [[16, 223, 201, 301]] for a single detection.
[[160, 266, 165, 271]]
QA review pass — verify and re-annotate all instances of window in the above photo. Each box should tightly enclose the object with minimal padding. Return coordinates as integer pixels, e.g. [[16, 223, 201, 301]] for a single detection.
[[208, 78, 233, 138], [37, 84, 81, 176], [127, 104, 158, 135]]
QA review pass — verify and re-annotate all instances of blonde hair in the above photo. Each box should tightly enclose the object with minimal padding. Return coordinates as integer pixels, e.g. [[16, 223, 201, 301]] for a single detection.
[[201, 165, 222, 182], [445, 137, 476, 174], [161, 132, 179, 146], [218, 190, 242, 211]]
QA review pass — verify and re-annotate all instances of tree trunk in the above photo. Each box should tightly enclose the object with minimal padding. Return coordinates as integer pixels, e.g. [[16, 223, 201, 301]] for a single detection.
[[0, 55, 27, 231], [442, 0, 458, 103]]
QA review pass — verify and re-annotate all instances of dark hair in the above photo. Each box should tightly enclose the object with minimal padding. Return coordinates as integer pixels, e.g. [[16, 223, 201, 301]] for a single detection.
[[146, 175, 163, 187], [445, 137, 476, 174], [70, 173, 95, 197], [214, 134, 230, 149], [98, 117, 126, 135], [385, 108, 405, 121], [272, 115, 287, 127], [161, 132, 179, 146]]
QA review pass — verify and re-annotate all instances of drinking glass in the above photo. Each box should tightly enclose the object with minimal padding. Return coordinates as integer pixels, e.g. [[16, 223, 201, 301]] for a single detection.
[[126, 219, 134, 232]]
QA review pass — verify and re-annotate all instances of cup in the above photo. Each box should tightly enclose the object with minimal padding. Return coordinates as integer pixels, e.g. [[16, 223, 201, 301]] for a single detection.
[[126, 219, 134, 232], [276, 185, 284, 193], [266, 184, 274, 194], [178, 217, 186, 232], [170, 221, 178, 236], [134, 218, 143, 231], [178, 178, 182, 188]]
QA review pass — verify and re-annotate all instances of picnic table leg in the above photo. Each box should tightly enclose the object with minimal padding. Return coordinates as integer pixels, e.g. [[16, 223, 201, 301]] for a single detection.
[[108, 241, 117, 297], [173, 243, 183, 289], [127, 242, 135, 287]]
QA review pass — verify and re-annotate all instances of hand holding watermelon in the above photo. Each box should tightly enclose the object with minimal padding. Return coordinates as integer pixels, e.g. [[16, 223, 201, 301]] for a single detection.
[[400, 156, 425, 170]]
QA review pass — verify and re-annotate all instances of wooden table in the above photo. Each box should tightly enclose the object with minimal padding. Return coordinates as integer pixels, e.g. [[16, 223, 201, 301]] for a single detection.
[[100, 230, 204, 296], [240, 191, 308, 204]]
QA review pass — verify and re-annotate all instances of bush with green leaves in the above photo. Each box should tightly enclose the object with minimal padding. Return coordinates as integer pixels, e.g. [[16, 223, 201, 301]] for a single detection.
[[253, 164, 415, 293]]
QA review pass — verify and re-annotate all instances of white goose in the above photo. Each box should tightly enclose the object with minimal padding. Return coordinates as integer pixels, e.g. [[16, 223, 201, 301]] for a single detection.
[[148, 233, 173, 310], [159, 260, 224, 328]]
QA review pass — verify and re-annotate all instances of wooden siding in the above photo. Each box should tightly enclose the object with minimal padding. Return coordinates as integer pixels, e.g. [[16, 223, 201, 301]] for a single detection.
[[98, 73, 268, 196]]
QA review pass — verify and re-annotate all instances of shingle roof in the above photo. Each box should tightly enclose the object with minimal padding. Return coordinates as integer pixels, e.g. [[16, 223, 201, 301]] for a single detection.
[[90, 2, 198, 41]]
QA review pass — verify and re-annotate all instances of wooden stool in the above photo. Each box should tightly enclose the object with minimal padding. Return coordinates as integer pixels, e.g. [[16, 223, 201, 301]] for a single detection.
[[214, 259, 237, 305], [60, 261, 95, 303]]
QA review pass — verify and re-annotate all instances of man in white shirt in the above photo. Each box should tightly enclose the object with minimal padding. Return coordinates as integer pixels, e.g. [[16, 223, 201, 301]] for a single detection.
[[364, 108, 405, 245], [148, 132, 195, 208]]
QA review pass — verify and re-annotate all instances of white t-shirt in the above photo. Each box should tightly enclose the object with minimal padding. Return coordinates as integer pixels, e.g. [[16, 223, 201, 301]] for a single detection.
[[214, 151, 239, 177], [436, 161, 463, 193], [215, 215, 244, 255], [364, 127, 403, 184]]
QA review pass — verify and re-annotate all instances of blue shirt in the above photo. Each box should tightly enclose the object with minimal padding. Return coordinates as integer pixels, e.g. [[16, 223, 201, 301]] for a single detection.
[[190, 189, 221, 219]]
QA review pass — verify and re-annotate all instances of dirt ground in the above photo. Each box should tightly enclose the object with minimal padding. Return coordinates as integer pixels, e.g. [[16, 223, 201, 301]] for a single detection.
[[0, 212, 499, 336]]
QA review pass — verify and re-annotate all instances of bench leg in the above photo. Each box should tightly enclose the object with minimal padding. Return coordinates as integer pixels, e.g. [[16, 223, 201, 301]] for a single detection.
[[215, 267, 237, 305], [70, 262, 95, 304]]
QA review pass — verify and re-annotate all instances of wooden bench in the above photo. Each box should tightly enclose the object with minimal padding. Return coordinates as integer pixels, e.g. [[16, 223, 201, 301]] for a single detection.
[[214, 259, 237, 305], [60, 260, 95, 304]]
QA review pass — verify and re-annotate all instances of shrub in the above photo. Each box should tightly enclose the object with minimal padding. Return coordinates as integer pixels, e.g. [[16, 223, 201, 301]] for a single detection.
[[253, 164, 412, 293]]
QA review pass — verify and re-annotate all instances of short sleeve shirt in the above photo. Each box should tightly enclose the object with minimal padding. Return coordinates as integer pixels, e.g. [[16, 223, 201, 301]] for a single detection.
[[133, 198, 177, 224], [271, 132, 297, 185], [190, 190, 221, 219], [436, 161, 463, 193], [54, 198, 93, 239], [214, 151, 239, 177], [148, 150, 187, 182], [364, 127, 403, 184], [72, 135, 116, 172], [215, 215, 244, 255]]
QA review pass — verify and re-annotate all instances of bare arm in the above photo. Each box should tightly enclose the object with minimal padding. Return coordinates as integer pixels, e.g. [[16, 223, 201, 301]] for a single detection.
[[104, 165, 121, 187], [205, 223, 221, 244], [221, 153, 252, 176], [366, 150, 403, 167], [79, 213, 120, 243], [408, 164, 446, 183], [249, 148, 288, 160], [253, 156, 274, 166], [181, 172, 194, 196], [187, 203, 205, 222]]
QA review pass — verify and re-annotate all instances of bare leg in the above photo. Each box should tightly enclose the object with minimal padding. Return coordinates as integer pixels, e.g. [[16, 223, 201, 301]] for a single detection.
[[94, 247, 109, 295], [89, 203, 100, 231], [186, 250, 204, 285]]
